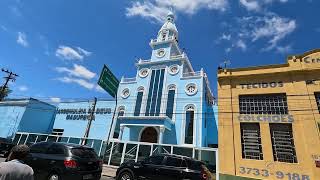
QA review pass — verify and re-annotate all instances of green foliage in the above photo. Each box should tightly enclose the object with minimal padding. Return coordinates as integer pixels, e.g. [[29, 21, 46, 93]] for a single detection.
[[0, 86, 12, 100]]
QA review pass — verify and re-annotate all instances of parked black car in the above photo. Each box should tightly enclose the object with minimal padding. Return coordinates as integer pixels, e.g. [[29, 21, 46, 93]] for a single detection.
[[25, 142, 103, 180], [0, 138, 14, 158], [116, 154, 214, 180]]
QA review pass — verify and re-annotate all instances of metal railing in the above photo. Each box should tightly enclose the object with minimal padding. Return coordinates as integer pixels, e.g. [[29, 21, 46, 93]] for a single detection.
[[12, 132, 105, 157], [13, 132, 219, 180]]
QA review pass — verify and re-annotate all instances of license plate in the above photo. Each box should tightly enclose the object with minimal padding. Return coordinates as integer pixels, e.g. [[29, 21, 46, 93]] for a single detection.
[[83, 174, 93, 180]]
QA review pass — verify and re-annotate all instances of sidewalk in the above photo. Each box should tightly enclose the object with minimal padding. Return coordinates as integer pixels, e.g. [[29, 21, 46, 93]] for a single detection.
[[102, 165, 118, 178]]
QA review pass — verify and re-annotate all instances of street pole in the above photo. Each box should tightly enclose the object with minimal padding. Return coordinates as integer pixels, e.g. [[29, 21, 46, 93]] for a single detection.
[[82, 97, 97, 145], [0, 69, 19, 101], [106, 93, 118, 145]]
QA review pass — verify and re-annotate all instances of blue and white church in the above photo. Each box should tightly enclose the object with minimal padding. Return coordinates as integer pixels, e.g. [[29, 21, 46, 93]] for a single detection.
[[111, 13, 218, 148]]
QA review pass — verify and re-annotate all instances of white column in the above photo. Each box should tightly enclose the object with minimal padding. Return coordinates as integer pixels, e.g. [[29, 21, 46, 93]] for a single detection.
[[159, 126, 165, 144], [118, 125, 125, 141]]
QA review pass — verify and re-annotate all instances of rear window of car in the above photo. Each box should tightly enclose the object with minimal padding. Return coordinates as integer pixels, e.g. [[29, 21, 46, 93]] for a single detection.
[[30, 143, 50, 153], [186, 160, 205, 171], [165, 157, 183, 167], [47, 144, 66, 155], [71, 148, 97, 158], [145, 155, 164, 165]]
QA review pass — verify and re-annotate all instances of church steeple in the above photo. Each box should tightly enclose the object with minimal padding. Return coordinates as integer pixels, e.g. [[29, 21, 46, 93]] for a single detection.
[[149, 12, 182, 62], [157, 12, 178, 42]]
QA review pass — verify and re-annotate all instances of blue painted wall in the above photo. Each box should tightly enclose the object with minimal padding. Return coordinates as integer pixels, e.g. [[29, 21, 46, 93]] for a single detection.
[[53, 100, 116, 140], [0, 98, 56, 140], [111, 13, 218, 147]]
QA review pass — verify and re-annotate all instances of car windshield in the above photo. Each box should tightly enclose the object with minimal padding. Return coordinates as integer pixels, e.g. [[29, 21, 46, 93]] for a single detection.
[[186, 160, 205, 171], [71, 148, 97, 159]]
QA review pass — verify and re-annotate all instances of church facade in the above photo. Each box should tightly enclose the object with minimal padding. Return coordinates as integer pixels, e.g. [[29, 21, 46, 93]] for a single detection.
[[110, 13, 218, 148]]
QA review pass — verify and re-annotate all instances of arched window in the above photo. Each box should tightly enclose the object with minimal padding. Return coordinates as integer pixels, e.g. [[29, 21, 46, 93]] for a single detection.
[[113, 106, 125, 138], [185, 105, 195, 144], [166, 85, 176, 119], [134, 87, 144, 116]]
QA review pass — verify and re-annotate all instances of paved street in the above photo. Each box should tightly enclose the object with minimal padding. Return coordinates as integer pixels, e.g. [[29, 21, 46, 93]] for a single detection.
[[0, 157, 114, 180]]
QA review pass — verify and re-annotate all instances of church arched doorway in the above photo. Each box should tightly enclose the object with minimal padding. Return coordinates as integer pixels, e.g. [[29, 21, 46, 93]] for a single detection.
[[140, 127, 158, 143]]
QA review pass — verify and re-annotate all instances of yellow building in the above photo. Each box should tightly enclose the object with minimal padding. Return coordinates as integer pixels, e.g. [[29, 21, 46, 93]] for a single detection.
[[217, 49, 320, 180]]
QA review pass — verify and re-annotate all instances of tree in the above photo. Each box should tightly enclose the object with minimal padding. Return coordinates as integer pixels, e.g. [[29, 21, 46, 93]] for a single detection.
[[0, 86, 11, 100]]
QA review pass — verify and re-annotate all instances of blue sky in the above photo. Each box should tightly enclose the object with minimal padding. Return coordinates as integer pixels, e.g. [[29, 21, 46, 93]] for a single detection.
[[0, 0, 319, 103]]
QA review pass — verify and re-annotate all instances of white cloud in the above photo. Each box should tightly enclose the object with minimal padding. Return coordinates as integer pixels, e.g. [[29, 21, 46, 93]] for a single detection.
[[77, 47, 92, 56], [221, 33, 231, 41], [250, 15, 296, 50], [17, 32, 28, 47], [275, 45, 292, 54], [126, 0, 228, 23], [235, 39, 247, 51], [57, 77, 95, 90], [227, 14, 296, 51], [95, 86, 106, 93], [239, 0, 289, 12], [126, 2, 171, 23], [18, 85, 28, 92], [50, 97, 61, 103], [55, 64, 96, 80], [239, 0, 260, 11], [55, 46, 91, 61]]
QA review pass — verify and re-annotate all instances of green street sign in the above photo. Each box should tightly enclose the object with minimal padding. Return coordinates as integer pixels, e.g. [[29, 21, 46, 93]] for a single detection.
[[98, 65, 119, 98]]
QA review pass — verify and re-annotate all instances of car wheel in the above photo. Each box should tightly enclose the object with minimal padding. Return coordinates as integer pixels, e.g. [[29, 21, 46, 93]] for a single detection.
[[118, 171, 134, 180], [48, 173, 60, 180]]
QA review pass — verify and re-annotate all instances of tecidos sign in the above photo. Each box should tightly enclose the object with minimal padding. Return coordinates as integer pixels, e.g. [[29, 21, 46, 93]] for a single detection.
[[238, 114, 294, 123], [57, 108, 112, 121], [239, 82, 283, 89]]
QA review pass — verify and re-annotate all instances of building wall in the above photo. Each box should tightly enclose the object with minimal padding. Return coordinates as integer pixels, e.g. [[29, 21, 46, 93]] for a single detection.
[[116, 60, 215, 147], [0, 105, 26, 139], [218, 49, 320, 179], [18, 99, 56, 134], [113, 13, 218, 148], [53, 100, 116, 140], [0, 99, 56, 140]]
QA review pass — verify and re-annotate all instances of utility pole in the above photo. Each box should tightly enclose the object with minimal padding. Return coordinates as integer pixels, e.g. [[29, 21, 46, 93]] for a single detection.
[[0, 69, 19, 101], [106, 93, 118, 145], [82, 97, 97, 145]]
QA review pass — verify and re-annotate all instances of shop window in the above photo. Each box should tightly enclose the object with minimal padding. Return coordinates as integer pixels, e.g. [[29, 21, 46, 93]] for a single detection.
[[269, 123, 297, 163], [240, 123, 263, 160], [239, 93, 288, 114], [315, 92, 320, 113]]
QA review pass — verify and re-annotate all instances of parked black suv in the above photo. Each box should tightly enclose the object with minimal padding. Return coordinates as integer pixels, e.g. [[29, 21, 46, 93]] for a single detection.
[[25, 142, 102, 180], [116, 154, 214, 180]]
